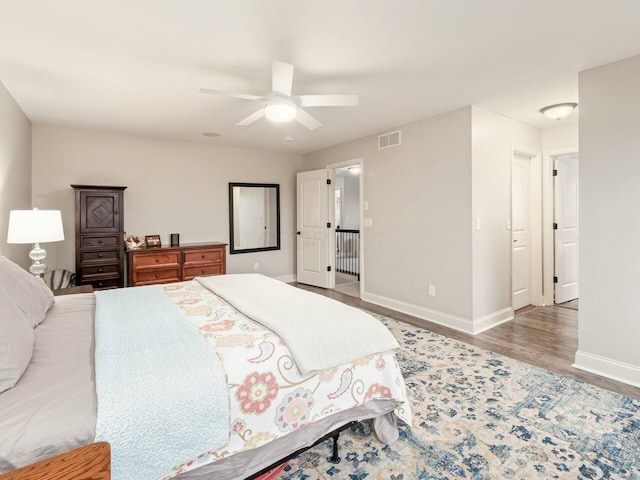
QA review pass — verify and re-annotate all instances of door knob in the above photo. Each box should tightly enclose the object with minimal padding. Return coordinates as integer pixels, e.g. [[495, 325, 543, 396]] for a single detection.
[[297, 231, 301, 235]]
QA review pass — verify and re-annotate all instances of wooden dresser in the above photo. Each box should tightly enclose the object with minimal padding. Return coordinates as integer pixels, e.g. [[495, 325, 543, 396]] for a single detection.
[[127, 243, 226, 287], [72, 185, 127, 290]]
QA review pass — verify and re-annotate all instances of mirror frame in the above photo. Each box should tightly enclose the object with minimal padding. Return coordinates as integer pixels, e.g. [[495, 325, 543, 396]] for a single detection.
[[228, 182, 281, 255]]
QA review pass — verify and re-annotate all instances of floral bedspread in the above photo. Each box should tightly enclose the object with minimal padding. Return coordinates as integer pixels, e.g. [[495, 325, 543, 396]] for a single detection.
[[159, 281, 410, 479]]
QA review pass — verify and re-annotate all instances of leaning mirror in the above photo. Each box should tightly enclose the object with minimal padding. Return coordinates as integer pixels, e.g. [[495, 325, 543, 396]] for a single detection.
[[229, 183, 281, 254]]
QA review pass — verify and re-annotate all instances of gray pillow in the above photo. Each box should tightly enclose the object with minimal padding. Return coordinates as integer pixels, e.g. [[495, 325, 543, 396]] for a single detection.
[[0, 289, 35, 393], [0, 257, 55, 327]]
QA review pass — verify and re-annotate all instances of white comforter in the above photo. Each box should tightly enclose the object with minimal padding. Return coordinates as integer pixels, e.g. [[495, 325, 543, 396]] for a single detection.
[[196, 274, 400, 376]]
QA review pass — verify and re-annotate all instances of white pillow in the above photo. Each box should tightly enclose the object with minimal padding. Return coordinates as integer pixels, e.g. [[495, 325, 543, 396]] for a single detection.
[[0, 289, 35, 393], [0, 256, 55, 327]]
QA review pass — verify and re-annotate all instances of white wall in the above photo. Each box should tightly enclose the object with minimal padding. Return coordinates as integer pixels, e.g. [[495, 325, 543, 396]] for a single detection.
[[575, 55, 640, 386], [471, 107, 542, 328], [304, 108, 475, 330], [542, 123, 578, 152], [0, 81, 32, 268], [341, 173, 360, 230], [31, 125, 302, 280]]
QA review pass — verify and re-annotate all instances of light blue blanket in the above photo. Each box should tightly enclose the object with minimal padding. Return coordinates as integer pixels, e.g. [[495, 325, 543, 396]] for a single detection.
[[94, 286, 229, 480]]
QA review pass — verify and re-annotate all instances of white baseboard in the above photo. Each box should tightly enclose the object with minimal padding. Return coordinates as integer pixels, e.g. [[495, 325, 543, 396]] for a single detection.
[[473, 307, 514, 334], [361, 291, 476, 334], [573, 350, 640, 388], [275, 274, 297, 283]]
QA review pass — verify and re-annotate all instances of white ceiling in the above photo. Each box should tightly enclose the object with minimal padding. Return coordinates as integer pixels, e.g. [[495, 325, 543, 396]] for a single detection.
[[1, 1, 639, 155]]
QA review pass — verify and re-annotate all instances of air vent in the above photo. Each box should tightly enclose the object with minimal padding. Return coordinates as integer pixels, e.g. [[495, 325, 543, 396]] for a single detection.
[[378, 130, 402, 149]]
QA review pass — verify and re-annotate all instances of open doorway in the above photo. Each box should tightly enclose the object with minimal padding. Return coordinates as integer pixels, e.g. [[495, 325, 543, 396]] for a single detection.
[[332, 163, 361, 298]]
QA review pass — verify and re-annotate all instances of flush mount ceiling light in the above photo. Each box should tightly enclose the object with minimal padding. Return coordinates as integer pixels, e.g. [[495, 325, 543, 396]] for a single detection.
[[348, 166, 361, 174], [264, 95, 297, 122], [539, 102, 578, 121]]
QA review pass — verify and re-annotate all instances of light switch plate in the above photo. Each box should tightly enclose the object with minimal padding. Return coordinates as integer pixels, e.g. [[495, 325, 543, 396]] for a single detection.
[[363, 217, 373, 227]]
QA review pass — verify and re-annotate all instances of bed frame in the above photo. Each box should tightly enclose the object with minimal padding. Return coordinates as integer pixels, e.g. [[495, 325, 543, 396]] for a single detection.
[[245, 421, 356, 480]]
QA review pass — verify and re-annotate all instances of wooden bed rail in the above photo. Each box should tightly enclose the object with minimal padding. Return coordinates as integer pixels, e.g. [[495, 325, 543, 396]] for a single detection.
[[0, 442, 110, 480]]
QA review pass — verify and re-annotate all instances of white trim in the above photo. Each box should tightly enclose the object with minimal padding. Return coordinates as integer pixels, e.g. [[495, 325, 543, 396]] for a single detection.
[[541, 147, 579, 306], [275, 274, 297, 283], [361, 291, 475, 334], [574, 350, 640, 388], [473, 307, 514, 334]]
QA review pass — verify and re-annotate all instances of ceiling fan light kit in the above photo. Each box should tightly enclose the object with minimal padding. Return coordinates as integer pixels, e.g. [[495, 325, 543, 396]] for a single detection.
[[264, 96, 297, 122], [539, 102, 577, 120], [199, 60, 358, 130]]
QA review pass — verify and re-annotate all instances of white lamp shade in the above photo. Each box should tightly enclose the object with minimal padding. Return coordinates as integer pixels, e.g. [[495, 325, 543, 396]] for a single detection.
[[7, 209, 65, 244]]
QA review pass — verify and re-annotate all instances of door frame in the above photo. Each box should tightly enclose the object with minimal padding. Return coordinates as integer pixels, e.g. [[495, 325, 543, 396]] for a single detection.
[[511, 147, 543, 308], [326, 157, 363, 296], [541, 147, 579, 305]]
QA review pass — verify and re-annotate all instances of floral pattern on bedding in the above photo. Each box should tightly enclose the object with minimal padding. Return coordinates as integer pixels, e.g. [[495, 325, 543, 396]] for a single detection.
[[160, 281, 410, 479]]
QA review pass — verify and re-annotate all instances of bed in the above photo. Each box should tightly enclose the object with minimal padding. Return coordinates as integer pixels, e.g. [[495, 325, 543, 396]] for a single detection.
[[0, 256, 410, 480]]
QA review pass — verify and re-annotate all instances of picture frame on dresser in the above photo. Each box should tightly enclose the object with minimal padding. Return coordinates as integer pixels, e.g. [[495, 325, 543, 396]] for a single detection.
[[145, 235, 161, 248]]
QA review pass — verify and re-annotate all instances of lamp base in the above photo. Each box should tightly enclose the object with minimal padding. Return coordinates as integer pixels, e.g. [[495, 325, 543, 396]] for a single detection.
[[29, 243, 47, 278]]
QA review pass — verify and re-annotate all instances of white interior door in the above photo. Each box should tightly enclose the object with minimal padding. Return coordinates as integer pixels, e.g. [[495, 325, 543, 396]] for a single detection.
[[554, 153, 579, 303], [512, 154, 532, 310], [297, 169, 330, 288]]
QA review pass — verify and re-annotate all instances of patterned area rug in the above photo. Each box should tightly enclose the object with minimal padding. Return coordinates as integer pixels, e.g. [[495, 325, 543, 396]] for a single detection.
[[278, 314, 640, 479]]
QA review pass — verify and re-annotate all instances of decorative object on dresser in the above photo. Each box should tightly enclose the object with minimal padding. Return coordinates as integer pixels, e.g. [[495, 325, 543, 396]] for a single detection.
[[124, 235, 144, 250], [170, 233, 180, 246], [71, 185, 127, 290], [144, 234, 161, 248], [127, 242, 226, 287]]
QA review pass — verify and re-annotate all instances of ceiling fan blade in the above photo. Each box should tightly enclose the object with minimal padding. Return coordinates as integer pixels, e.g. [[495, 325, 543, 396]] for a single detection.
[[236, 108, 265, 126], [296, 107, 322, 130], [296, 94, 359, 107], [272, 61, 294, 97], [199, 88, 266, 101]]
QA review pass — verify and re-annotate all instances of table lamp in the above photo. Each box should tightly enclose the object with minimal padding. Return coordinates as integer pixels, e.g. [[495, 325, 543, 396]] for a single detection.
[[7, 208, 65, 277]]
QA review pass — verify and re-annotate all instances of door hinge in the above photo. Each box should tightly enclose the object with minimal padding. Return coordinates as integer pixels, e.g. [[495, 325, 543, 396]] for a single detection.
[[553, 169, 558, 176], [326, 179, 331, 185], [553, 223, 558, 230], [327, 266, 332, 272], [553, 276, 558, 283], [327, 222, 331, 228]]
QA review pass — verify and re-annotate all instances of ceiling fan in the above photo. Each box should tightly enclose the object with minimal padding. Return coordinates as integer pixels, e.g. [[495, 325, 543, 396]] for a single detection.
[[199, 60, 358, 130]]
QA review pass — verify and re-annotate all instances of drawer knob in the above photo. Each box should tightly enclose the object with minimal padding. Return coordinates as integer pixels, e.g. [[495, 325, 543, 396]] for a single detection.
[[201, 269, 205, 273], [98, 239, 103, 244], [201, 255, 206, 259], [98, 254, 103, 258], [155, 258, 160, 263], [98, 268, 103, 273], [156, 274, 160, 278], [98, 283, 103, 287]]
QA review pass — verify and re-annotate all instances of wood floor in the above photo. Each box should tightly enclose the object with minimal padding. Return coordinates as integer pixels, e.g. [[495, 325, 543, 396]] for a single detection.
[[292, 283, 640, 400]]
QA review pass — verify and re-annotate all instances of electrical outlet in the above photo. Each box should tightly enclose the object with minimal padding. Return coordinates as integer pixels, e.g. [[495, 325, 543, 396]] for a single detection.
[[428, 284, 436, 296], [253, 262, 259, 271]]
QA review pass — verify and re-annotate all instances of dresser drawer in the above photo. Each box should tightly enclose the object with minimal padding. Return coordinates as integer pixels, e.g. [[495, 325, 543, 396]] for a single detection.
[[80, 250, 119, 264], [82, 264, 119, 276], [134, 268, 180, 285], [82, 278, 120, 290], [81, 235, 119, 248], [132, 252, 180, 268], [183, 248, 224, 264], [183, 264, 224, 281]]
